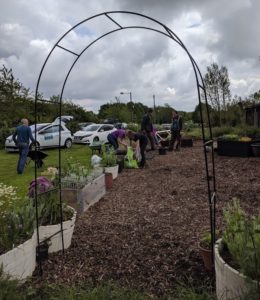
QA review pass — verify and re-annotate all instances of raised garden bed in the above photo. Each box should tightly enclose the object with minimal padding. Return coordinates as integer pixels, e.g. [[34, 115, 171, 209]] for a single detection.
[[38, 206, 77, 253], [217, 140, 252, 157], [0, 231, 36, 279], [215, 239, 257, 300], [61, 174, 106, 214]]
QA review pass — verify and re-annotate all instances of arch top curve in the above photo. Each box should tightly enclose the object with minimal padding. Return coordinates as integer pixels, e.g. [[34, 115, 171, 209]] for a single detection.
[[34, 10, 217, 260]]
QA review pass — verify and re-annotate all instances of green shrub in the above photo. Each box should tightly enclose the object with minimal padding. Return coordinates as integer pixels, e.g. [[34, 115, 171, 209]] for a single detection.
[[0, 127, 14, 149], [223, 199, 260, 281], [211, 126, 233, 138], [233, 126, 260, 139], [217, 134, 239, 141], [127, 123, 140, 132], [101, 146, 117, 167]]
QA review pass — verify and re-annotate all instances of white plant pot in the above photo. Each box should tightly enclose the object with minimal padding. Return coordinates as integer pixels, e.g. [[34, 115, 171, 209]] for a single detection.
[[0, 231, 36, 279], [38, 206, 76, 253], [104, 165, 119, 180], [215, 239, 257, 300]]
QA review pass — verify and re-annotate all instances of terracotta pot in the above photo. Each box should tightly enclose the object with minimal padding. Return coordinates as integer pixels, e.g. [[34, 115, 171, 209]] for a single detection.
[[198, 242, 213, 271], [105, 172, 113, 189]]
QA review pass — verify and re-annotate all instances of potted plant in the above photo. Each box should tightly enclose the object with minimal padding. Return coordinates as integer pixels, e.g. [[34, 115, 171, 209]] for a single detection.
[[217, 134, 252, 157], [0, 183, 36, 279], [101, 146, 119, 179], [198, 231, 213, 271], [215, 199, 259, 300]]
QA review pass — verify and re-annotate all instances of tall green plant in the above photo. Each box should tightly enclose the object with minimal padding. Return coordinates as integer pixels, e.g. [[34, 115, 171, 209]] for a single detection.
[[101, 146, 117, 167], [223, 199, 260, 281]]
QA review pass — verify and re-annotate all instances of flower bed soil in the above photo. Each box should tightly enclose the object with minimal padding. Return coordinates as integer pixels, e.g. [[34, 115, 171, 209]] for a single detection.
[[33, 141, 260, 297]]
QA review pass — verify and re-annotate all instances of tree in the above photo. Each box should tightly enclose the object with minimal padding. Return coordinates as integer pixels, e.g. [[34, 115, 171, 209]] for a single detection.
[[203, 63, 231, 126]]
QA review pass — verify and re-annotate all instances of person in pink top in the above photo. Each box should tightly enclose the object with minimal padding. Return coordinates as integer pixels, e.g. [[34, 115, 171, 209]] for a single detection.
[[107, 129, 128, 150]]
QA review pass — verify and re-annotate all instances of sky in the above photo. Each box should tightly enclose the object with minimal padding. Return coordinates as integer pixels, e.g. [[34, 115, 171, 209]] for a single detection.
[[1, 0, 259, 113]]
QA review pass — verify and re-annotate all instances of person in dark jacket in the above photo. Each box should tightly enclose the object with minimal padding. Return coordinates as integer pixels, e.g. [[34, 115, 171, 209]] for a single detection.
[[141, 108, 155, 150], [127, 130, 148, 168], [169, 110, 182, 151], [13, 118, 35, 174]]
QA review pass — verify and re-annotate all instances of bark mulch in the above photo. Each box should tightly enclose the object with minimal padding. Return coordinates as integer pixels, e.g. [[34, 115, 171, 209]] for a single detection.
[[34, 141, 260, 298]]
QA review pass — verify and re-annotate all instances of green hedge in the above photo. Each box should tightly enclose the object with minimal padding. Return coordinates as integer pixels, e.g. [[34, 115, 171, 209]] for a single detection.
[[0, 127, 14, 149]]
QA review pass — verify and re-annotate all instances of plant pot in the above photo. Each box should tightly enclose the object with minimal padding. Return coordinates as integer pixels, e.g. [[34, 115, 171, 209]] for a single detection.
[[36, 242, 49, 262], [104, 165, 119, 179], [251, 143, 260, 157], [198, 242, 213, 271], [217, 140, 252, 157], [0, 231, 36, 279], [38, 206, 76, 253], [181, 138, 193, 147], [105, 172, 113, 189], [215, 239, 257, 300], [158, 147, 167, 155], [160, 140, 169, 147]]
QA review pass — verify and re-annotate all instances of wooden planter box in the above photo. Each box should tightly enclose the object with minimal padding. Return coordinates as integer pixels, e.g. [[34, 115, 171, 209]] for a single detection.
[[215, 239, 257, 300], [181, 138, 193, 147], [217, 140, 252, 157], [0, 231, 36, 279], [61, 174, 106, 214]]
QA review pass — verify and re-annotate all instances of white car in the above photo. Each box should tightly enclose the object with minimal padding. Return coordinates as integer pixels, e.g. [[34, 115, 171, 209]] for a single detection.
[[73, 124, 116, 145], [5, 123, 73, 152]]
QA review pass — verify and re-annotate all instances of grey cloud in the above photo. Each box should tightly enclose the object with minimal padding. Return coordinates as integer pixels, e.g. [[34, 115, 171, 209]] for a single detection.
[[1, 0, 259, 113]]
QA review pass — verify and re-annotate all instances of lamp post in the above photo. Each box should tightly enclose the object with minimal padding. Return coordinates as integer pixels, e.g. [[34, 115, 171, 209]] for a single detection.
[[120, 91, 133, 122]]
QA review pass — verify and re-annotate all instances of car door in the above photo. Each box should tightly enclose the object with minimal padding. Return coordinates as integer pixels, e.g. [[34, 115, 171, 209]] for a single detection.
[[97, 125, 106, 143], [38, 125, 60, 147], [101, 125, 115, 143]]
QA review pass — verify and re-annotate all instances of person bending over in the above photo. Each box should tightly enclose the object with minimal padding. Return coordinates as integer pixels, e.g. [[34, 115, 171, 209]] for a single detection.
[[127, 130, 148, 168], [107, 128, 128, 150]]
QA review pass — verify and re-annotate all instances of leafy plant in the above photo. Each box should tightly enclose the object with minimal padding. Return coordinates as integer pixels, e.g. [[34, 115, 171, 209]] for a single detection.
[[101, 146, 117, 167], [38, 189, 73, 226], [223, 198, 260, 281], [0, 195, 35, 253], [61, 157, 90, 182], [200, 232, 212, 250], [218, 134, 239, 141]]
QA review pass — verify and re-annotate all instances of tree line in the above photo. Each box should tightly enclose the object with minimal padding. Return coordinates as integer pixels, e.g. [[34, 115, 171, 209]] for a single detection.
[[1, 63, 259, 148]]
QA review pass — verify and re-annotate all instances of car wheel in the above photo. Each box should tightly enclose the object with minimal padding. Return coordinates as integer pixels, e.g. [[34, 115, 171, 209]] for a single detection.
[[64, 138, 72, 149], [93, 136, 99, 142], [30, 141, 40, 151]]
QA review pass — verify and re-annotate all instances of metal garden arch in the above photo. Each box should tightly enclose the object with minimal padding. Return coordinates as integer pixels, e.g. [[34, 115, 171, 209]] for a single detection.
[[34, 11, 217, 271]]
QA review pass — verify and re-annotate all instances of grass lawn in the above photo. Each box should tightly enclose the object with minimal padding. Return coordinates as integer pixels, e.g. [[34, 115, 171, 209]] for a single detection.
[[0, 144, 92, 198]]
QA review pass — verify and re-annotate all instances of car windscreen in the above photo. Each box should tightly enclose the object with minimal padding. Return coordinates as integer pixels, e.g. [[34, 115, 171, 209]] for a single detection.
[[83, 125, 99, 131]]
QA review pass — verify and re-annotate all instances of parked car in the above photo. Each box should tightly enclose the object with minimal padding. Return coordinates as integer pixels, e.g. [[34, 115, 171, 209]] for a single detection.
[[54, 115, 74, 123], [5, 123, 73, 152], [79, 122, 95, 130], [114, 122, 127, 129], [73, 124, 116, 145]]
